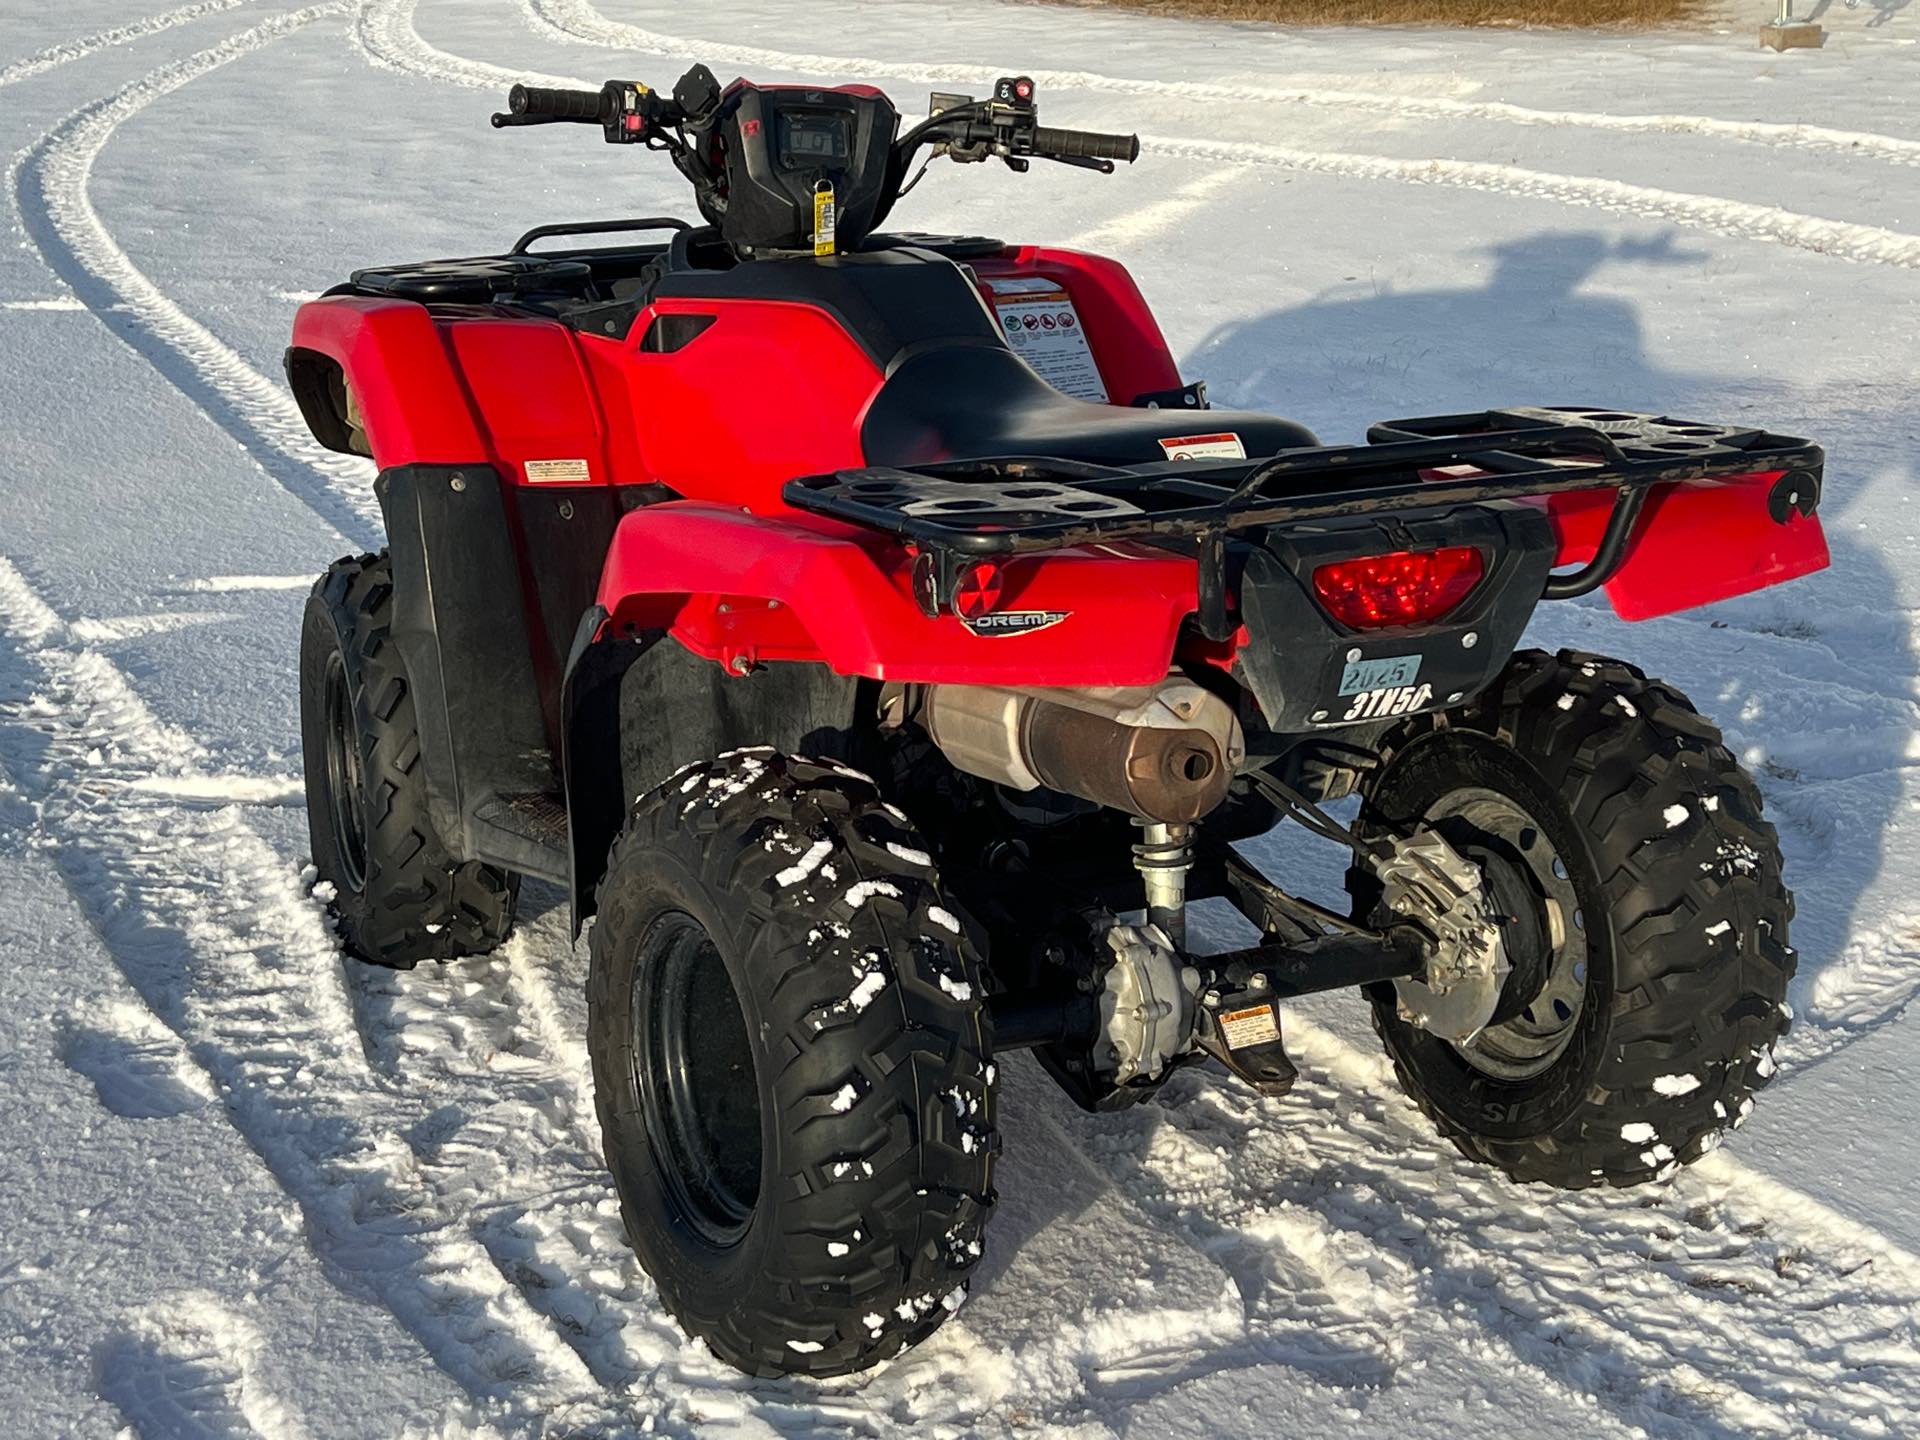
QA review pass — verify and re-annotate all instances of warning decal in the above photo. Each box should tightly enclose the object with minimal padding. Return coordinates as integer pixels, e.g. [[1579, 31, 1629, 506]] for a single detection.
[[524, 458, 591, 484], [984, 278, 1108, 403], [1218, 1003, 1281, 1050], [1157, 432, 1246, 461]]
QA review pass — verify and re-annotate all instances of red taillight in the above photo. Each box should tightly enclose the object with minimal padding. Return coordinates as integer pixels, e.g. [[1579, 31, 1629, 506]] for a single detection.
[[1311, 547, 1485, 630], [953, 560, 1005, 619]]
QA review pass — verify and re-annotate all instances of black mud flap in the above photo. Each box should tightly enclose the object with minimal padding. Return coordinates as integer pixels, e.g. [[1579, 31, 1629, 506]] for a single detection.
[[375, 464, 553, 863], [561, 615, 874, 930]]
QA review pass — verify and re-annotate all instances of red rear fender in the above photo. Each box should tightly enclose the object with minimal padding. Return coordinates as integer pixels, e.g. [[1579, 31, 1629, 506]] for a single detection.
[[1543, 472, 1829, 621], [595, 502, 1198, 686], [580, 298, 881, 511]]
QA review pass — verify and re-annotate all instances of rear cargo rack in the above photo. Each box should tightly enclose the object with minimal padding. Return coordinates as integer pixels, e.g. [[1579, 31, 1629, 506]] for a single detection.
[[782, 407, 1823, 640]]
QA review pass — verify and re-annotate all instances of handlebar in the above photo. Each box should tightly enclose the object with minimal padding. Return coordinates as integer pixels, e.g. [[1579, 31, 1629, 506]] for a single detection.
[[918, 107, 1140, 172], [493, 83, 609, 127], [488, 69, 1139, 253], [512, 85, 606, 122], [1031, 125, 1140, 165]]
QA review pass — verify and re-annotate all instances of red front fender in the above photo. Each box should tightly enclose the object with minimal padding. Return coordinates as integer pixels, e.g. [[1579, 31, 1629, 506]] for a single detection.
[[290, 296, 487, 466]]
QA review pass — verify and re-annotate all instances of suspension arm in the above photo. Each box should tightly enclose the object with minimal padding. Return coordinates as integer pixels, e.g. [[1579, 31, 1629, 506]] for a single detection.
[[1197, 928, 1427, 1000]]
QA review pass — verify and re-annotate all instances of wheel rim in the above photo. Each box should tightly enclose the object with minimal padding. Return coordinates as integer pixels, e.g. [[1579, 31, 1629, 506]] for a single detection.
[[632, 911, 764, 1247], [322, 652, 369, 892], [1422, 786, 1588, 1081]]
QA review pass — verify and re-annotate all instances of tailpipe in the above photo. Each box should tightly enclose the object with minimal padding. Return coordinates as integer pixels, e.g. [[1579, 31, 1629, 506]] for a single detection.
[[920, 680, 1244, 824]]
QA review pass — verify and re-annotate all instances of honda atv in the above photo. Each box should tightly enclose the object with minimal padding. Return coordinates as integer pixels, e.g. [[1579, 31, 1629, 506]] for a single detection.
[[288, 67, 1826, 1377]]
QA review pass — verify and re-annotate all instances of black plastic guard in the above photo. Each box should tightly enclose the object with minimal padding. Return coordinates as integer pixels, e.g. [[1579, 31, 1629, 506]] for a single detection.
[[376, 464, 554, 857], [1234, 502, 1557, 733], [561, 618, 872, 930]]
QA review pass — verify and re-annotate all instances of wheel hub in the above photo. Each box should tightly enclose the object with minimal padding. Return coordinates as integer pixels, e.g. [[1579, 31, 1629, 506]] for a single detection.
[[632, 912, 764, 1247], [1377, 829, 1512, 1044], [1419, 788, 1589, 1080], [322, 652, 369, 892]]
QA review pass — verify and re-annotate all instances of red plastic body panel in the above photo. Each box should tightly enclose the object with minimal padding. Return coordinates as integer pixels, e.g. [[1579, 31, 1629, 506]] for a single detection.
[[577, 298, 881, 510], [291, 297, 486, 466], [1539, 472, 1829, 621], [972, 246, 1182, 405], [294, 249, 1830, 691], [447, 317, 614, 484], [595, 502, 1198, 685]]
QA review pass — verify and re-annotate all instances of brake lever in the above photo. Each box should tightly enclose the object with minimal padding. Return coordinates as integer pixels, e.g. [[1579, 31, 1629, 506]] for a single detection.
[[1038, 153, 1117, 175], [490, 112, 566, 128]]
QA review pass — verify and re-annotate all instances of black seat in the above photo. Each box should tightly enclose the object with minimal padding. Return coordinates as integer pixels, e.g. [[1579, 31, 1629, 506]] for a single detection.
[[861, 345, 1318, 469]]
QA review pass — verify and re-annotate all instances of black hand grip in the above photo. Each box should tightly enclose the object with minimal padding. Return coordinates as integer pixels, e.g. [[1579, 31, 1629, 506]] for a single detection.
[[1033, 126, 1140, 164], [509, 84, 608, 123]]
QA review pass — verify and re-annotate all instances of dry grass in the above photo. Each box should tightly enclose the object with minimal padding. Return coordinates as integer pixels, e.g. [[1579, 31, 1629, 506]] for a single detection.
[[1053, 0, 1713, 29]]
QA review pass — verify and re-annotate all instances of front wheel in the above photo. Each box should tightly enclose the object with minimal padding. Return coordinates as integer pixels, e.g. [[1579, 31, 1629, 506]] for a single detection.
[[587, 751, 997, 1376], [1349, 649, 1794, 1189]]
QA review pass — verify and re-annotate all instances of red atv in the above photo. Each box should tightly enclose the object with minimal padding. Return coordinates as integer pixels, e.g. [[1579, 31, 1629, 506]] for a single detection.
[[289, 68, 1827, 1377]]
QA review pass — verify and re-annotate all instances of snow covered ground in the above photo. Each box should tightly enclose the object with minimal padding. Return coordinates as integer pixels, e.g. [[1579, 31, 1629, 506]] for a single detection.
[[2, 0, 1918, 1434]]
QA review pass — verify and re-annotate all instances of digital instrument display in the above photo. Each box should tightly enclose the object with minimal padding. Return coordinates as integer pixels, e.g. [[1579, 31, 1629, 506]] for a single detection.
[[777, 110, 852, 167]]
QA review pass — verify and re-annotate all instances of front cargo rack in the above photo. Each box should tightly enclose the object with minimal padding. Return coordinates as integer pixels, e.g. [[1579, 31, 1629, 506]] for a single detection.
[[782, 407, 1824, 640]]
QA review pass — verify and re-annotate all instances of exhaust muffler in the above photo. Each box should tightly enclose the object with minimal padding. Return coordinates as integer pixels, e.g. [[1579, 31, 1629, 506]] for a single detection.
[[921, 680, 1243, 823]]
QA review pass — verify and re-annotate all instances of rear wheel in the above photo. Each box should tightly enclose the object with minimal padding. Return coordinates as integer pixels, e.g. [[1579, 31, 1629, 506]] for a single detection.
[[299, 553, 517, 967], [588, 751, 996, 1376], [1349, 649, 1794, 1188]]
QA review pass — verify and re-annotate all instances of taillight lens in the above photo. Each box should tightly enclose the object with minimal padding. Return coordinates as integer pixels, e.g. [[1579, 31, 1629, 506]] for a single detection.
[[1311, 546, 1485, 630]]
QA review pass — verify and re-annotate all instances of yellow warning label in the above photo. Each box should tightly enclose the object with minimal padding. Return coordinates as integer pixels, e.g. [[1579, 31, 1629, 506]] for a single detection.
[[813, 183, 837, 257], [1219, 1003, 1280, 1050]]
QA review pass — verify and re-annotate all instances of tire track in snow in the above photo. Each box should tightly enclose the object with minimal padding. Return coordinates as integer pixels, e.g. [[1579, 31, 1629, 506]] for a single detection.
[[519, 0, 1920, 168], [1050, 1016, 1920, 1439], [1144, 135, 1920, 271], [98, 1293, 305, 1440], [1064, 167, 1243, 253], [356, 0, 577, 90], [9, 4, 385, 552], [1797, 925, 1920, 1065], [991, 1086, 1416, 1408], [405, 0, 1920, 273], [335, 924, 684, 1393], [0, 554, 618, 1424], [6, 9, 699, 1403], [0, 0, 259, 90]]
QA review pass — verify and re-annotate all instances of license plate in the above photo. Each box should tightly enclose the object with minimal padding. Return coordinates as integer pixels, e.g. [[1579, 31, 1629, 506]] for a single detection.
[[1339, 653, 1421, 696]]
